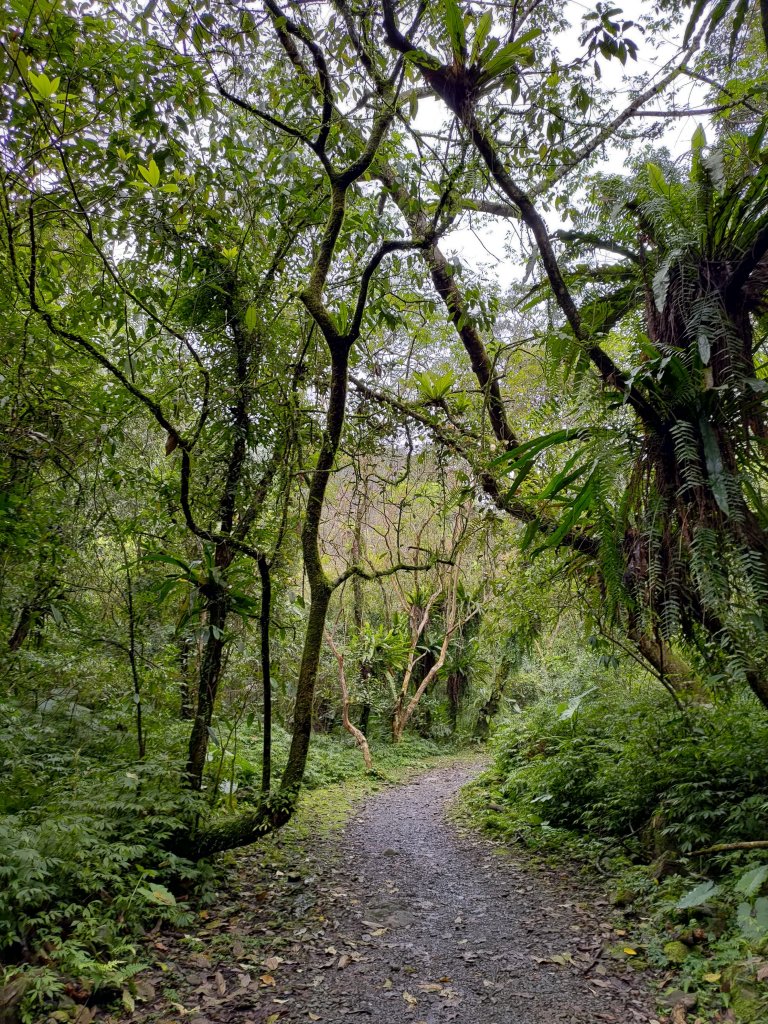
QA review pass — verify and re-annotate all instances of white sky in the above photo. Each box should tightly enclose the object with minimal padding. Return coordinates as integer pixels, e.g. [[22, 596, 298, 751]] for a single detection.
[[443, 0, 711, 278]]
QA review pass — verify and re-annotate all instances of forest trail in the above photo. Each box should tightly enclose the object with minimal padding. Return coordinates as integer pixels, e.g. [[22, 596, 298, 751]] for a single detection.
[[118, 763, 657, 1024]]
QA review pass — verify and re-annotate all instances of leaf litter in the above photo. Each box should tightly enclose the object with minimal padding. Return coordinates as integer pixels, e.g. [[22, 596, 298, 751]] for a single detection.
[[100, 763, 661, 1024]]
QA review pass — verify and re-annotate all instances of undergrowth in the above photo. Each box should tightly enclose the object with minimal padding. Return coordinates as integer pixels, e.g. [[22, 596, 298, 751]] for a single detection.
[[0, 696, 457, 1023], [464, 657, 768, 1022]]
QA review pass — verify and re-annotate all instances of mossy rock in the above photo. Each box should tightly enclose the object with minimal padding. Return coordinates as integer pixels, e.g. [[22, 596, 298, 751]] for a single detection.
[[610, 886, 637, 908], [728, 986, 763, 1022], [663, 940, 690, 964]]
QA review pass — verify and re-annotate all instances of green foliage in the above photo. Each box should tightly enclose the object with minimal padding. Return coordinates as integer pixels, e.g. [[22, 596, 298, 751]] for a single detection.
[[479, 679, 768, 853], [466, 640, 768, 1019], [0, 698, 210, 1020]]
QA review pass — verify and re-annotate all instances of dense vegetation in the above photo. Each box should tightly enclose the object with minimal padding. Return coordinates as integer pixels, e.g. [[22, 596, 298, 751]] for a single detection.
[[2, 0, 768, 1019]]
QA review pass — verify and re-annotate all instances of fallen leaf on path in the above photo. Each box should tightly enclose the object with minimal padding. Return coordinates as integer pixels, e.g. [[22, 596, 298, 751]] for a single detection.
[[170, 1002, 196, 1016], [308, 1014, 321, 1021], [264, 956, 283, 971], [418, 983, 443, 993], [403, 991, 418, 1006], [260, 974, 276, 987], [337, 955, 351, 969], [532, 952, 575, 965]]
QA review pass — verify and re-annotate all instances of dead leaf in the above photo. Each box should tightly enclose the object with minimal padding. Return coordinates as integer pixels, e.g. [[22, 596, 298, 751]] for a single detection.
[[757, 962, 768, 982], [418, 983, 443, 993], [135, 978, 156, 1002], [170, 1002, 195, 1016], [383, 979, 393, 990], [308, 1015, 321, 1022], [337, 955, 351, 969], [264, 956, 283, 972], [403, 991, 418, 1006], [260, 974, 277, 987], [266, 1015, 281, 1024], [214, 971, 227, 995], [533, 953, 575, 966]]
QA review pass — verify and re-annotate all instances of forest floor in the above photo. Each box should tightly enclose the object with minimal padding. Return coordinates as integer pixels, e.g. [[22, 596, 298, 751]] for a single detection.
[[103, 759, 666, 1024]]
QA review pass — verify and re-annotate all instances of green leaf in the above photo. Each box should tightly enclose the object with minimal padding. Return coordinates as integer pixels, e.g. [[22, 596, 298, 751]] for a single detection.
[[492, 427, 589, 470], [404, 48, 443, 71], [699, 416, 730, 517], [138, 159, 160, 187], [470, 11, 492, 64], [520, 518, 540, 550], [557, 687, 596, 721], [652, 259, 671, 312], [506, 458, 536, 499], [737, 897, 768, 939], [138, 883, 176, 906], [538, 453, 590, 499], [646, 162, 669, 198], [245, 304, 258, 331], [443, 0, 466, 61], [412, 369, 456, 401], [532, 470, 596, 554], [735, 864, 768, 898], [28, 70, 60, 99], [480, 28, 541, 79], [143, 552, 193, 572], [691, 123, 707, 158], [703, 150, 725, 191], [675, 880, 720, 909]]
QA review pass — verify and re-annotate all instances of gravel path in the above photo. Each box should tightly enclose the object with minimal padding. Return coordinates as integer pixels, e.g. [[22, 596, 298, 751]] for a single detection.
[[284, 762, 656, 1024], [112, 761, 659, 1024]]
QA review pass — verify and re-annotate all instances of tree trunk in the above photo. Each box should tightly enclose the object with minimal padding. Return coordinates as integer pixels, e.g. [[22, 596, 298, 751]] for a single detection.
[[627, 626, 707, 701], [258, 553, 273, 792], [326, 630, 373, 769], [281, 346, 350, 792], [178, 634, 194, 720], [8, 604, 36, 652], [185, 584, 229, 789], [351, 479, 373, 735], [359, 699, 371, 735]]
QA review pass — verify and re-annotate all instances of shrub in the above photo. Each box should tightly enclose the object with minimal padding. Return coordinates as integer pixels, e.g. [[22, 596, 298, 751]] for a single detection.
[[482, 672, 768, 856]]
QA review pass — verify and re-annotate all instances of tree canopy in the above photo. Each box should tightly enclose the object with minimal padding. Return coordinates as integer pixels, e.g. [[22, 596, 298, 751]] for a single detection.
[[3, 0, 768, 1017]]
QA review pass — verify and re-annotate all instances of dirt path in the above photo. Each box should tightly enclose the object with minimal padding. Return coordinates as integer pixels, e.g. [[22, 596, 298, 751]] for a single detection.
[[117, 762, 659, 1024]]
